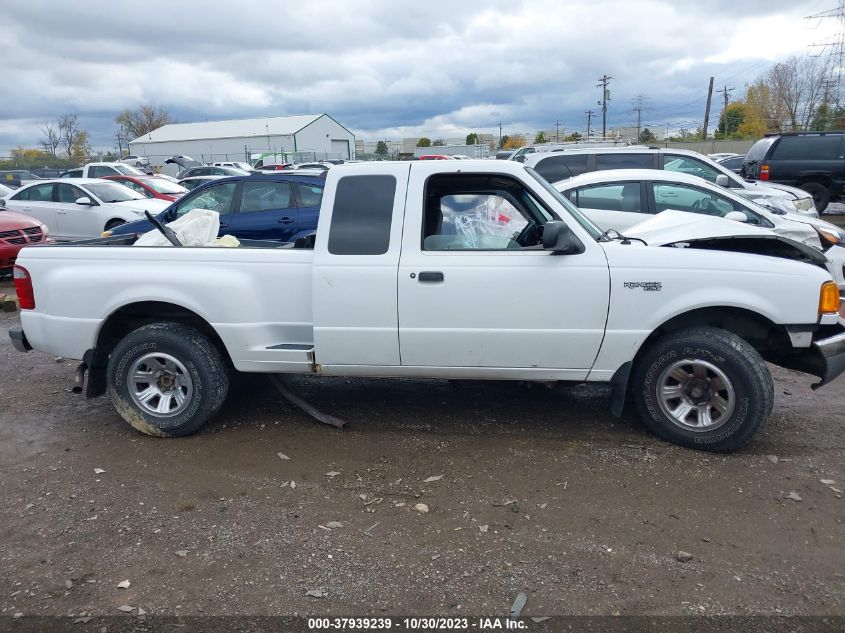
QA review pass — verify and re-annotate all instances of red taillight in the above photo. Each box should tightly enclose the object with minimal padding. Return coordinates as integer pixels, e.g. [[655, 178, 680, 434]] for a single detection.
[[13, 265, 34, 310], [759, 164, 770, 181]]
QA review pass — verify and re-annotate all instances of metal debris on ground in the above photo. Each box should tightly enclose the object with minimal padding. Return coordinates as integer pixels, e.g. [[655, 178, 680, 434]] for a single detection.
[[116, 580, 130, 589], [269, 375, 346, 429], [785, 492, 803, 502], [276, 452, 291, 461], [423, 475, 444, 483], [93, 468, 105, 474], [306, 589, 326, 598], [414, 503, 429, 513], [325, 521, 343, 529], [479, 525, 489, 533], [509, 591, 527, 620], [117, 605, 134, 612], [175, 550, 188, 557], [362, 522, 380, 537], [325, 471, 340, 477]]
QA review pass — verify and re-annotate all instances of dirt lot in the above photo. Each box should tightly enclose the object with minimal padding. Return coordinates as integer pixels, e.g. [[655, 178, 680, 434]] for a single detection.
[[1, 299, 844, 619]]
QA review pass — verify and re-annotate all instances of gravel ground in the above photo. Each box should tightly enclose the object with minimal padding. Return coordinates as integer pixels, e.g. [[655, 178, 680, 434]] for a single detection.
[[0, 300, 844, 619]]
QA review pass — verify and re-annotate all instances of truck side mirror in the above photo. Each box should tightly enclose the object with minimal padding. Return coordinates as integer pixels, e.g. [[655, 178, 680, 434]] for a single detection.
[[715, 174, 729, 187], [542, 221, 584, 255]]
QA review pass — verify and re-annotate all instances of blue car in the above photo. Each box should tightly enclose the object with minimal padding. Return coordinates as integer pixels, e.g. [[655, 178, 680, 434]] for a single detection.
[[105, 172, 326, 242]]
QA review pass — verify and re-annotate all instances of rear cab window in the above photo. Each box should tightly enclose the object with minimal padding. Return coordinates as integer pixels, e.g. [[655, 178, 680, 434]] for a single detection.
[[328, 175, 396, 255], [534, 154, 589, 183]]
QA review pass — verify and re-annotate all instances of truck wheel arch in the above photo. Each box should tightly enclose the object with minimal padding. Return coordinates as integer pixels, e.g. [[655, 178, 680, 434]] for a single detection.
[[611, 306, 790, 416], [85, 301, 232, 398]]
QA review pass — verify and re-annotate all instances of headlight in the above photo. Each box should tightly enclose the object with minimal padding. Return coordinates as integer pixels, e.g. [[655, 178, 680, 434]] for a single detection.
[[795, 197, 815, 212], [815, 226, 845, 247]]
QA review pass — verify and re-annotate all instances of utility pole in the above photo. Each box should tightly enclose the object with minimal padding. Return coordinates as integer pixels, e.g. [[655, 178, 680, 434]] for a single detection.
[[717, 85, 734, 137], [555, 121, 560, 142], [702, 76, 714, 141], [499, 122, 502, 149], [596, 74, 612, 138], [632, 95, 647, 142], [585, 110, 594, 139]]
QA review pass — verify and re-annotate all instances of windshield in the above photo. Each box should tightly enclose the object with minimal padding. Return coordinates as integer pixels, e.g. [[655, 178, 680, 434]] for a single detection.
[[144, 178, 187, 194], [525, 167, 604, 240], [113, 164, 145, 176], [85, 182, 146, 203]]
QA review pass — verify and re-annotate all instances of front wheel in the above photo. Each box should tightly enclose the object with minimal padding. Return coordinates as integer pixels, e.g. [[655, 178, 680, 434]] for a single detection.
[[631, 327, 773, 452], [107, 322, 229, 437]]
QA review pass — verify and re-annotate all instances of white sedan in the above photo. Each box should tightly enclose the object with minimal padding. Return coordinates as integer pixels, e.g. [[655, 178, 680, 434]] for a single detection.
[[0, 178, 171, 240], [554, 169, 845, 293]]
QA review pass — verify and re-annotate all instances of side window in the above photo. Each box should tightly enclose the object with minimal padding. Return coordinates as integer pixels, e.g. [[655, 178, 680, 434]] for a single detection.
[[576, 182, 643, 213], [89, 166, 116, 177], [55, 183, 84, 203], [662, 155, 721, 183], [192, 168, 211, 177], [650, 183, 765, 224], [239, 181, 293, 213], [421, 174, 551, 251], [534, 154, 589, 182], [295, 183, 324, 207], [328, 175, 395, 255], [174, 182, 237, 218], [595, 154, 654, 169], [771, 136, 842, 160], [15, 183, 53, 201]]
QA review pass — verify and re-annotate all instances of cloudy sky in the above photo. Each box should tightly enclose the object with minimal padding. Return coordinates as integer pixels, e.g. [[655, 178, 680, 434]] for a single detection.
[[0, 0, 838, 152]]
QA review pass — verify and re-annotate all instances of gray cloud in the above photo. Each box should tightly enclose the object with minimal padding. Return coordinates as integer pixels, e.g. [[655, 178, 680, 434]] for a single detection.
[[0, 0, 832, 152]]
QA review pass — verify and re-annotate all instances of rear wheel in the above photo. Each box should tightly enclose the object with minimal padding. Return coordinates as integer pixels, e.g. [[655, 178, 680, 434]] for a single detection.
[[107, 322, 229, 437], [800, 182, 830, 213], [631, 327, 773, 452]]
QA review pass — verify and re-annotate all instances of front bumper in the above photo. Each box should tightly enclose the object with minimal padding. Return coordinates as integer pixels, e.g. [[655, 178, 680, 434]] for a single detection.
[[776, 327, 845, 389], [9, 327, 32, 353]]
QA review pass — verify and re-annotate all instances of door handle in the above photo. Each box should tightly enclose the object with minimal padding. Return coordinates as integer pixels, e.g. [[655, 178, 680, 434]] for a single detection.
[[278, 217, 294, 224], [417, 271, 444, 282], [57, 211, 67, 215], [219, 223, 229, 228]]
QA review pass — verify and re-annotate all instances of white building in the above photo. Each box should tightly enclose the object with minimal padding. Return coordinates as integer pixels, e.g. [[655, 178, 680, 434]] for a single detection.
[[129, 113, 355, 166]]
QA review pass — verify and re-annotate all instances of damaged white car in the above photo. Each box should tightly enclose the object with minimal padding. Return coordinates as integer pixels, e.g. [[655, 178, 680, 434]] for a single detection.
[[554, 170, 845, 294]]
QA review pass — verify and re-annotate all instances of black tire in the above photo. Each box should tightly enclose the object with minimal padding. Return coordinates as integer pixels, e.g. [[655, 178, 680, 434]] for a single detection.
[[107, 322, 229, 437], [799, 182, 830, 213], [631, 327, 773, 452], [105, 219, 126, 231]]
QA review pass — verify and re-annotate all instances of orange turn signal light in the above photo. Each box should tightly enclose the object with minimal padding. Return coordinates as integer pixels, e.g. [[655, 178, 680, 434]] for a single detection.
[[819, 281, 840, 315]]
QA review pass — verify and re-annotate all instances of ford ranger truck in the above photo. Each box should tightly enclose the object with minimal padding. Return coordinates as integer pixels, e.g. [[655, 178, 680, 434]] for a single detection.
[[9, 160, 845, 451]]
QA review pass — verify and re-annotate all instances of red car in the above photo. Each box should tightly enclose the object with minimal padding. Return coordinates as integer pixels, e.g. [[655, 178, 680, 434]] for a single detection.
[[418, 154, 455, 160], [102, 175, 188, 202], [0, 210, 50, 274], [259, 163, 293, 170]]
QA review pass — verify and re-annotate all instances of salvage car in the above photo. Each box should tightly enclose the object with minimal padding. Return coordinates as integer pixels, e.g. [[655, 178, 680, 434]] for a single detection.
[[526, 147, 818, 217], [103, 175, 188, 201], [8, 160, 844, 452], [554, 170, 845, 293], [103, 173, 325, 243], [1, 179, 170, 240], [0, 209, 49, 274]]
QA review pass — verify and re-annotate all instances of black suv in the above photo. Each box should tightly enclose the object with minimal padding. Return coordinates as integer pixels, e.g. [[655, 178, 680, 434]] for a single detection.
[[742, 131, 845, 212]]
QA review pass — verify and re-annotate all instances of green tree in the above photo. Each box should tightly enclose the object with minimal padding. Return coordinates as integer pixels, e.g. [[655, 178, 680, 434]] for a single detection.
[[432, 138, 445, 146], [503, 134, 526, 149], [499, 135, 509, 148], [375, 140, 389, 155], [639, 128, 656, 142], [564, 132, 582, 141], [416, 137, 431, 147], [465, 132, 478, 145], [715, 102, 747, 139], [534, 131, 547, 144]]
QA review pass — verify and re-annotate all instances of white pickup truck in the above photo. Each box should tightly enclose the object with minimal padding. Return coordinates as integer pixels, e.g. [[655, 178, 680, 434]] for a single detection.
[[9, 161, 845, 451]]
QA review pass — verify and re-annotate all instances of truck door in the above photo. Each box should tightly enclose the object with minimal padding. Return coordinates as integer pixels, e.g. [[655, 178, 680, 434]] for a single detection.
[[397, 166, 610, 379], [312, 164, 410, 367]]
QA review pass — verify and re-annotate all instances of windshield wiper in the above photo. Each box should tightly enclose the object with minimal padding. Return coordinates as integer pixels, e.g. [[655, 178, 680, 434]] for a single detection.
[[600, 228, 648, 246]]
